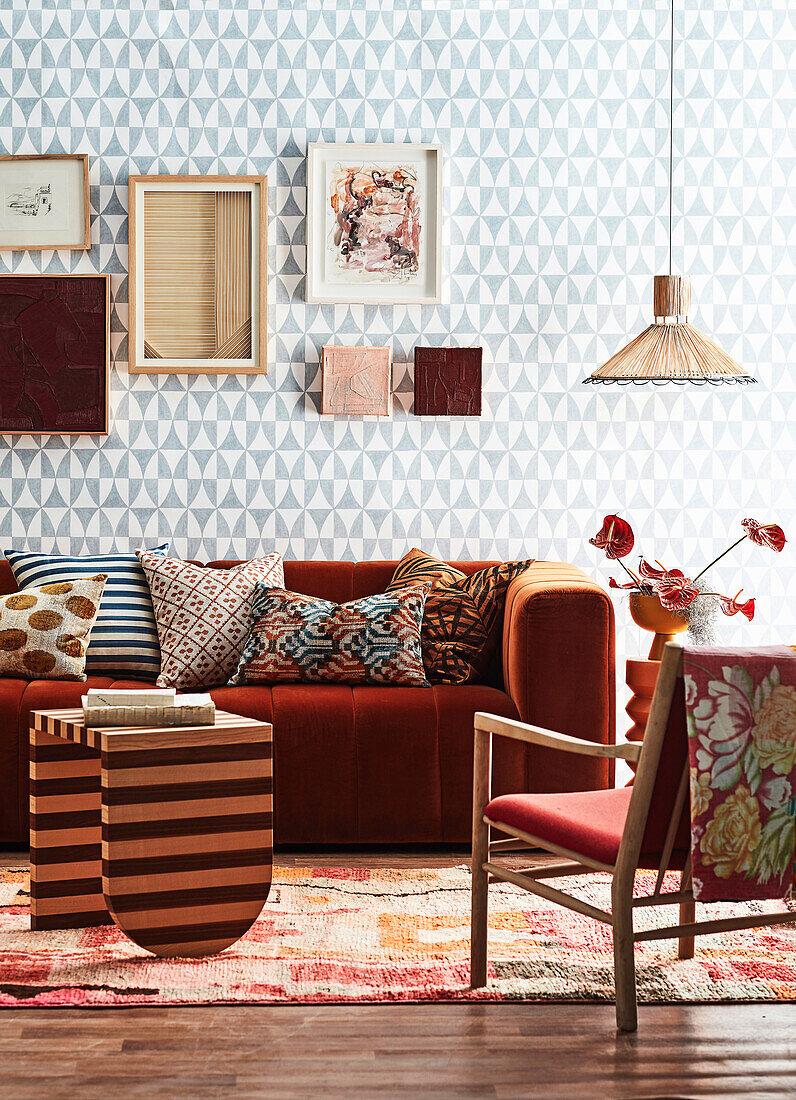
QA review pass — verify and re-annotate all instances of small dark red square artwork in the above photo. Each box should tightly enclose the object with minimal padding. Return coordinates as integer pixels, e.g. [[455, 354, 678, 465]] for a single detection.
[[0, 274, 109, 434], [414, 347, 482, 416]]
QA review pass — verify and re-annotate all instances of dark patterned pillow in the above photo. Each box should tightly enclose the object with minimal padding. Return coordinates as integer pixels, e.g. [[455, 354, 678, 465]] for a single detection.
[[230, 584, 430, 687], [386, 553, 534, 684], [386, 548, 466, 593]]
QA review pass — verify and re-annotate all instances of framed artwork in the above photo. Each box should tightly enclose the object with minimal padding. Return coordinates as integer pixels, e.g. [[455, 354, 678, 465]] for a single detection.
[[0, 154, 90, 251], [128, 175, 267, 374], [414, 346, 482, 415], [306, 142, 442, 305], [0, 274, 109, 434], [321, 345, 392, 416]]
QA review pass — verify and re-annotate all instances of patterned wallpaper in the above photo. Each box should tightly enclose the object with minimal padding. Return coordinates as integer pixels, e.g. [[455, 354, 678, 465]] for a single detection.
[[0, 0, 794, 681]]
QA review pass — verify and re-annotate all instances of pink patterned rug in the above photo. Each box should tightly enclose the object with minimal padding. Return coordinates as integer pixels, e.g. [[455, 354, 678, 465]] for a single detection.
[[1, 865, 794, 1007]]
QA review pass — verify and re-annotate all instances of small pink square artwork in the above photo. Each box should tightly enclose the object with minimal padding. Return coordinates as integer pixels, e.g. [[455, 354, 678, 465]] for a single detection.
[[321, 345, 392, 416]]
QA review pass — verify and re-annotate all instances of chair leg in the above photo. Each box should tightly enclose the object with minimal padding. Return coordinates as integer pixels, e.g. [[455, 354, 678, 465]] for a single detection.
[[470, 816, 489, 988], [612, 892, 638, 1032], [678, 899, 696, 959]]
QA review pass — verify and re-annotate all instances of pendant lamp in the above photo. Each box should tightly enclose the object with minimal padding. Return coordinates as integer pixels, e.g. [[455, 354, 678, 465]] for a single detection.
[[584, 0, 755, 386]]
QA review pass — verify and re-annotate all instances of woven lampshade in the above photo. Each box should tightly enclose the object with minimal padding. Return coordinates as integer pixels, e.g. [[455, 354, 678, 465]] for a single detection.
[[586, 276, 755, 385]]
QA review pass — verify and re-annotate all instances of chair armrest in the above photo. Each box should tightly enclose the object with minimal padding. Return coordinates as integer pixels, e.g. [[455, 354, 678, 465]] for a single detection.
[[501, 561, 615, 789], [475, 712, 640, 762]]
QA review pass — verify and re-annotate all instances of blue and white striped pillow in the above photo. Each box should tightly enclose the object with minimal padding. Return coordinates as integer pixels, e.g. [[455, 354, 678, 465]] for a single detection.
[[4, 545, 168, 680]]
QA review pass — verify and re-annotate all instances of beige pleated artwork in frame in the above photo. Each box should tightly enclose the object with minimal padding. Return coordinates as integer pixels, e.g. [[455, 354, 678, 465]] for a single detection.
[[128, 175, 266, 374]]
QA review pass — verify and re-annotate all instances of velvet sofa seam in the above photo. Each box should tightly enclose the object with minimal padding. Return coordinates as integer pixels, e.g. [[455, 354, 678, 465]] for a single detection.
[[431, 684, 444, 842], [349, 685, 360, 842]]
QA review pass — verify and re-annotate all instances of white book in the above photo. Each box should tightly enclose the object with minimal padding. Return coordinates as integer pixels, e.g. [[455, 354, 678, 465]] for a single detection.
[[81, 694, 216, 729], [170, 694, 213, 708], [85, 687, 176, 707]]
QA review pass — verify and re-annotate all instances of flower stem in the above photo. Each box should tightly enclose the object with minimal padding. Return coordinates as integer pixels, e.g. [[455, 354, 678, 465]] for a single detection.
[[617, 557, 644, 590], [692, 535, 747, 584]]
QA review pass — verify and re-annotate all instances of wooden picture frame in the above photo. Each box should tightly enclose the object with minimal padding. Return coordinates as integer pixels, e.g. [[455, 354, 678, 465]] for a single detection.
[[128, 175, 267, 374], [0, 154, 90, 251], [0, 273, 109, 435], [306, 142, 442, 305]]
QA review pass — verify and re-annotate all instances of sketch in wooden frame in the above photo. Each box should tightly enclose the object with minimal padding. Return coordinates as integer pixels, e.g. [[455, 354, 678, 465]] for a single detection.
[[128, 175, 267, 374], [306, 143, 442, 305], [0, 154, 90, 251]]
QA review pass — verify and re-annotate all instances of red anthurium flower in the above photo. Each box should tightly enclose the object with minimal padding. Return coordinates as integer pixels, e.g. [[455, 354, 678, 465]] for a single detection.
[[608, 577, 640, 590], [637, 559, 699, 611], [590, 515, 634, 560], [652, 571, 700, 612], [638, 559, 667, 580], [742, 519, 786, 553], [718, 592, 755, 622]]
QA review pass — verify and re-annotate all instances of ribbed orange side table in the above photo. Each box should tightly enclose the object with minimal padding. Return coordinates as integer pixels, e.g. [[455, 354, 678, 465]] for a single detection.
[[625, 658, 662, 776]]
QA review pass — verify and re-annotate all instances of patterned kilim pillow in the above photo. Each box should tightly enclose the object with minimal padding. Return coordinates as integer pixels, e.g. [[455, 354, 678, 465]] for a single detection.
[[5, 544, 168, 680], [386, 552, 534, 684], [137, 552, 285, 689], [0, 574, 107, 681], [230, 584, 430, 686]]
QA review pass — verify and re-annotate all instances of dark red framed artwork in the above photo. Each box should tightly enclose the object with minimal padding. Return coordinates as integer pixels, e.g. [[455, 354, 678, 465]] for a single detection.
[[414, 346, 482, 416], [0, 274, 109, 434]]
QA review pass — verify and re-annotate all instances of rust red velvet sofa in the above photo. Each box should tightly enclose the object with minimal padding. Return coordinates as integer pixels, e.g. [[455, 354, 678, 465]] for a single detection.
[[0, 558, 615, 846]]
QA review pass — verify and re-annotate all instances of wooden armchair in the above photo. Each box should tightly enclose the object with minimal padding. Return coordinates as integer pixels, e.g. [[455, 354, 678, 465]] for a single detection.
[[470, 642, 796, 1030]]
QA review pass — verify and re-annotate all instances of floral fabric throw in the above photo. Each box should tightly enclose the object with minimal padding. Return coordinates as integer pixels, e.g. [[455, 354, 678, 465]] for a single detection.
[[684, 645, 796, 902]]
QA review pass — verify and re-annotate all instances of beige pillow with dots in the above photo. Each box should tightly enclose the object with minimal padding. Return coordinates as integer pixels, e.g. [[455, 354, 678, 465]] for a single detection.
[[0, 574, 108, 680]]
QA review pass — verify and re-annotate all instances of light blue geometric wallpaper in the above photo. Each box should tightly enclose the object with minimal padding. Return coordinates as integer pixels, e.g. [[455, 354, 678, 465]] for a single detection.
[[0, 0, 794, 677]]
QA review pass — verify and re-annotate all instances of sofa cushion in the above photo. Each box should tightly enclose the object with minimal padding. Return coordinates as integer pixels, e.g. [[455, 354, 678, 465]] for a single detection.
[[386, 548, 466, 591], [484, 787, 689, 871], [352, 682, 521, 843], [486, 788, 633, 867], [4, 545, 167, 679], [387, 553, 534, 684], [231, 585, 429, 687], [210, 560, 355, 605], [353, 559, 498, 599], [0, 574, 107, 681], [3, 672, 523, 846], [1, 677, 36, 841], [209, 681, 520, 845], [138, 552, 284, 689], [17, 674, 117, 732], [207, 560, 499, 603]]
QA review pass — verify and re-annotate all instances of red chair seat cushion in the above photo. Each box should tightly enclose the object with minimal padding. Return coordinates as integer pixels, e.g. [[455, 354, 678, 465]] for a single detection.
[[485, 787, 633, 866]]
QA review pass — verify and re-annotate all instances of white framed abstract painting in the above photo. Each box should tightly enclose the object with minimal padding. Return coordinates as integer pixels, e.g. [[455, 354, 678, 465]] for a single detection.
[[306, 142, 442, 305]]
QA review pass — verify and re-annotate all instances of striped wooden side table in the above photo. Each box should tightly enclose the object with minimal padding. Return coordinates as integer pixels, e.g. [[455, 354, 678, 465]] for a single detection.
[[30, 707, 272, 957]]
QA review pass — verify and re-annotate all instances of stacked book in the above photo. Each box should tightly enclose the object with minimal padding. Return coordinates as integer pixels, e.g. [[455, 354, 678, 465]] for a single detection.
[[81, 687, 216, 728]]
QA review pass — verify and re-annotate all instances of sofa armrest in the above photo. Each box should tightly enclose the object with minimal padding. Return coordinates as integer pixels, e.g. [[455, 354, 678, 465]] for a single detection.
[[501, 561, 615, 790]]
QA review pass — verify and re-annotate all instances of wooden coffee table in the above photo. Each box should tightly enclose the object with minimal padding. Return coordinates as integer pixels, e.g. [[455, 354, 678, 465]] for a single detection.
[[29, 707, 273, 957]]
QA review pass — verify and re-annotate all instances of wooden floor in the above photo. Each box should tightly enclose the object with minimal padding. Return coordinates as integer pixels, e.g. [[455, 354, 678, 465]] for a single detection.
[[2, 850, 794, 1099]]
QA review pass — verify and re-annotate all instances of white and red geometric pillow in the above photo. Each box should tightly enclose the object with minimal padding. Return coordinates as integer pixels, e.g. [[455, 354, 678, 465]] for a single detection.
[[136, 552, 284, 689]]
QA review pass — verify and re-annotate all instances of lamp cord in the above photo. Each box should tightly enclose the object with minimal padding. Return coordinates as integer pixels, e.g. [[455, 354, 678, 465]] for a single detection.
[[669, 0, 674, 278]]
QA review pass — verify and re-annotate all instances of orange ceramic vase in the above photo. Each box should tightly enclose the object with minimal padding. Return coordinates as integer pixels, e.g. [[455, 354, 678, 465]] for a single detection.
[[628, 592, 689, 660]]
